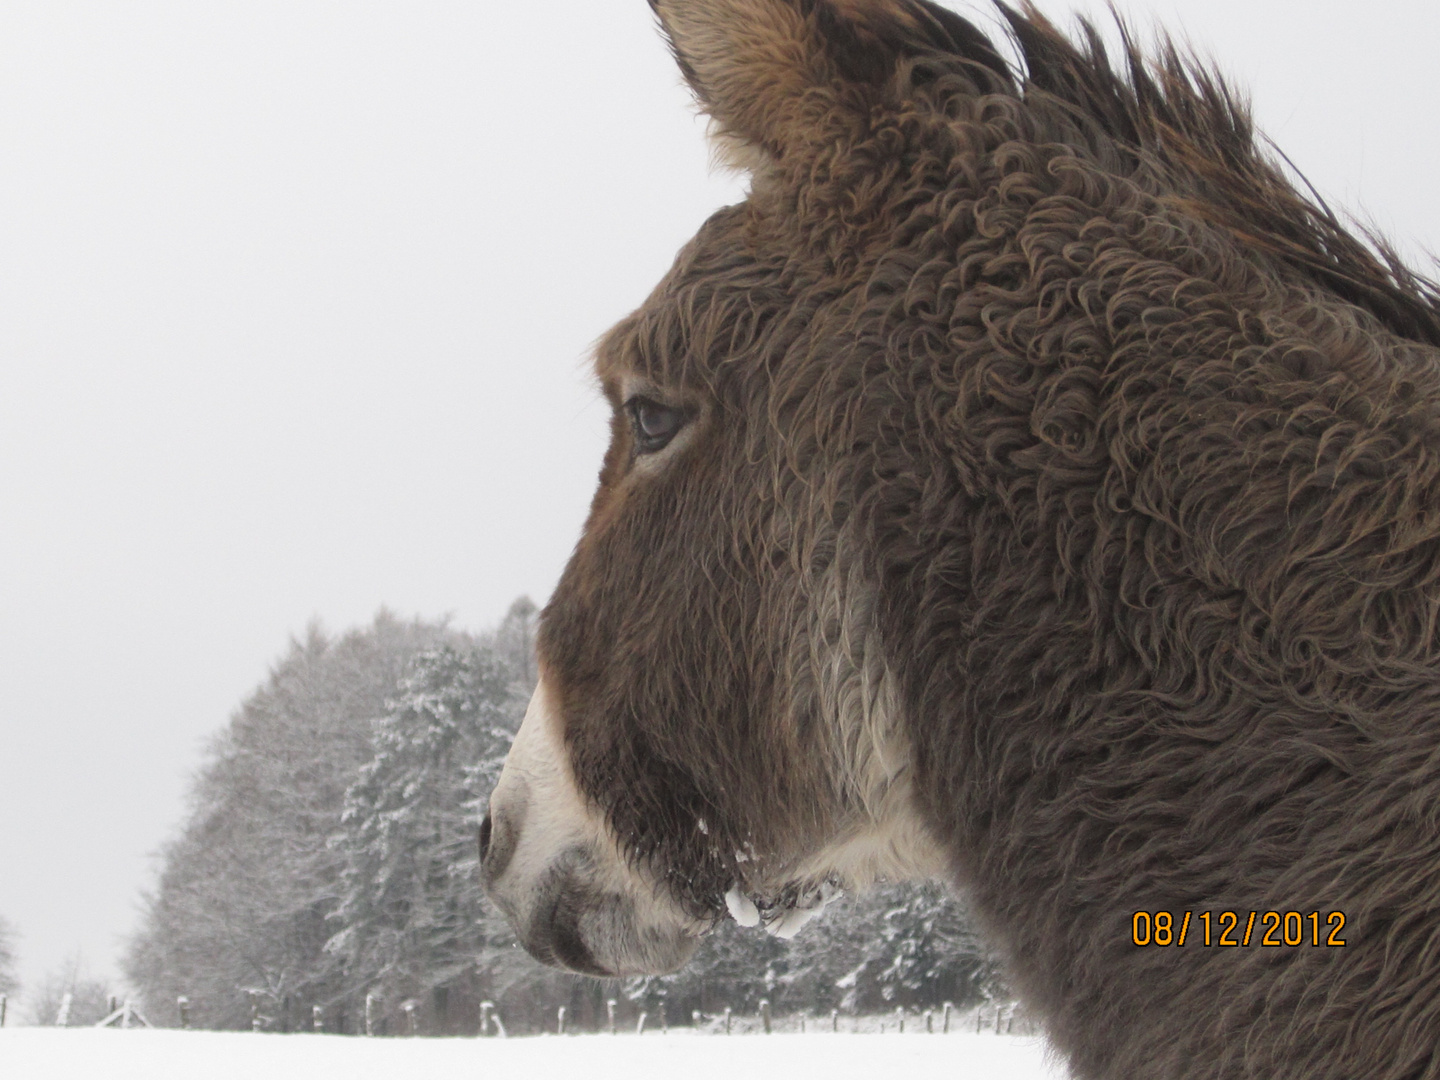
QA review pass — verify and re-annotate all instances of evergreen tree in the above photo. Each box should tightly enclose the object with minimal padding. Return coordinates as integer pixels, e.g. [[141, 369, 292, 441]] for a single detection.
[[325, 643, 521, 1030], [493, 596, 539, 692], [126, 613, 460, 1030], [854, 882, 1002, 1010]]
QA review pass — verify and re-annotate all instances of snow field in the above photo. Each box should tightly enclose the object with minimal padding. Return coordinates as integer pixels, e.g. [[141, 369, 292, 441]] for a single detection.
[[0, 1027, 1069, 1080]]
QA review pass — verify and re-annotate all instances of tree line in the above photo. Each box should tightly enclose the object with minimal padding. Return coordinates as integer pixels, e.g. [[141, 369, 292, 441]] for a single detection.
[[122, 603, 1005, 1035]]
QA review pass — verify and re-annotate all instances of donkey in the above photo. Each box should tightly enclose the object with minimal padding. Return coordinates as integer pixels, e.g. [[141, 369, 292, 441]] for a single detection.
[[481, 2, 1440, 1076]]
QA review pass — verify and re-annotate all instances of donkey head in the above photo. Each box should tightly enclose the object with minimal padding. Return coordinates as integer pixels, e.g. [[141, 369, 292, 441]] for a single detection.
[[480, 0, 1007, 977]]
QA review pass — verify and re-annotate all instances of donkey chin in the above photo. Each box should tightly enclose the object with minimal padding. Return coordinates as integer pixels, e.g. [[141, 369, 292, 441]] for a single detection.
[[479, 680, 705, 977]]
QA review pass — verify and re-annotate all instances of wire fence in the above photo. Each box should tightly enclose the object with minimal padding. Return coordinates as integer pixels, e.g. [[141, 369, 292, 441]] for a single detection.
[[3, 986, 1036, 1039], [26, 993, 1037, 1038]]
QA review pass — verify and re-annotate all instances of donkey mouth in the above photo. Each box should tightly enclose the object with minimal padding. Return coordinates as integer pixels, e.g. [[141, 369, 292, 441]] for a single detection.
[[527, 856, 612, 976], [513, 846, 699, 978], [480, 803, 700, 977]]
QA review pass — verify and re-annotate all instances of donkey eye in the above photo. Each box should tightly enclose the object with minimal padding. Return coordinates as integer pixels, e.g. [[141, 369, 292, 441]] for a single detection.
[[626, 396, 688, 454]]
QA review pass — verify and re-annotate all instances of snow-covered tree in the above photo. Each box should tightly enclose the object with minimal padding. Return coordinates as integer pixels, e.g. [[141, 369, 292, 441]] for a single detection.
[[493, 596, 539, 692], [126, 613, 463, 1030], [0, 916, 18, 998], [325, 643, 523, 1031], [836, 882, 1002, 1011]]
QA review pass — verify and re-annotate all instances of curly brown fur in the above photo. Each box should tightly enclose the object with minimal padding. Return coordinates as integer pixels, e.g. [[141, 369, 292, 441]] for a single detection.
[[532, 3, 1440, 1077]]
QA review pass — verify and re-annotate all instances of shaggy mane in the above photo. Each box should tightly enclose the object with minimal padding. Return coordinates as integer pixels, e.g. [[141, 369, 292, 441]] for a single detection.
[[731, 0, 1440, 347], [960, 1, 1440, 347]]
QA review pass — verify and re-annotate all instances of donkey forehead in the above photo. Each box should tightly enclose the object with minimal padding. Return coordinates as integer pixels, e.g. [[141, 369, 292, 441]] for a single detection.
[[592, 208, 809, 399]]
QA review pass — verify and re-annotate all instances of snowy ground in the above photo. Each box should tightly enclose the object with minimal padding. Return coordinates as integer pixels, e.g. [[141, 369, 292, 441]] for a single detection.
[[0, 1027, 1069, 1080]]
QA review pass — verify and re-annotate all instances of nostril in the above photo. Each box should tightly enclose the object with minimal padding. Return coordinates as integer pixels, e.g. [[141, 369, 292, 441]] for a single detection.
[[478, 796, 521, 885], [478, 813, 493, 864]]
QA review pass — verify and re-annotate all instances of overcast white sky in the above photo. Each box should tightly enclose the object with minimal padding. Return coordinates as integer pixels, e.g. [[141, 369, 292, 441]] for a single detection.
[[1, 0, 1437, 1005]]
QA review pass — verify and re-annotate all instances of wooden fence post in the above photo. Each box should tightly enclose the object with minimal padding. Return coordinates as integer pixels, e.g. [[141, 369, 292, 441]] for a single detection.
[[942, 1002, 952, 1034], [896, 1007, 905, 1033], [480, 1001, 493, 1037], [312, 1005, 323, 1033], [760, 999, 772, 1034], [403, 1001, 417, 1036], [365, 993, 379, 1037], [557, 1005, 567, 1035], [724, 1006, 732, 1035], [176, 996, 190, 1030], [659, 1000, 667, 1033], [636, 1011, 648, 1035], [607, 998, 617, 1035], [1, 994, 7, 1027], [925, 1010, 933, 1033], [831, 1009, 838, 1033]]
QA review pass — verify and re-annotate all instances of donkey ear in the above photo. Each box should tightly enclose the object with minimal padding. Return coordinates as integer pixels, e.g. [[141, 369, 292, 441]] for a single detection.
[[649, 0, 1011, 163]]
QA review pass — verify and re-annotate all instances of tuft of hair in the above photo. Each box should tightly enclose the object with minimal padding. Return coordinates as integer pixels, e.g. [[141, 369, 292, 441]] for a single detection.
[[995, 0, 1440, 347]]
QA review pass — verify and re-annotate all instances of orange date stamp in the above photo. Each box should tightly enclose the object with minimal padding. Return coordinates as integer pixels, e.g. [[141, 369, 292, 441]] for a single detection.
[[1130, 910, 1347, 948]]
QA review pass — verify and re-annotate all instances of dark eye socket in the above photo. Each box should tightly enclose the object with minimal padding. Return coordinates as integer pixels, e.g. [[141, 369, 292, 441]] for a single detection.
[[625, 396, 689, 454]]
